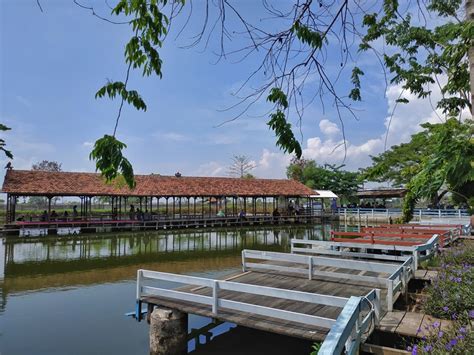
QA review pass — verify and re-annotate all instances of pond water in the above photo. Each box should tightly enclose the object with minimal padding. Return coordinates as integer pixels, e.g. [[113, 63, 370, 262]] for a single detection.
[[0, 223, 354, 354]]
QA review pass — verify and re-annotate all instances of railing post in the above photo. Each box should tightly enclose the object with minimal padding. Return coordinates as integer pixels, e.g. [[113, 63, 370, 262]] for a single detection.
[[419, 209, 422, 221], [242, 250, 246, 272], [438, 209, 442, 218], [413, 249, 419, 270], [387, 279, 394, 312], [308, 256, 313, 280], [458, 209, 461, 218], [136, 269, 142, 321], [212, 281, 219, 315], [374, 289, 381, 325]]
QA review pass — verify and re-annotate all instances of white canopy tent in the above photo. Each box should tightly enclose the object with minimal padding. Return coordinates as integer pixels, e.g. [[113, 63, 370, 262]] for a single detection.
[[311, 190, 338, 199]]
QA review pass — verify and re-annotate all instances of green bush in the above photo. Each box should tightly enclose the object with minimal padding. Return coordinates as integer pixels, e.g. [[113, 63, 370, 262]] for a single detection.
[[423, 243, 474, 319], [408, 316, 474, 354]]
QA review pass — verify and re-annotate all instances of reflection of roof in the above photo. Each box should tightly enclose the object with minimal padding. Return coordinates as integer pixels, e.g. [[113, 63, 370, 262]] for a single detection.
[[357, 188, 407, 198], [311, 190, 338, 198], [2, 170, 315, 197]]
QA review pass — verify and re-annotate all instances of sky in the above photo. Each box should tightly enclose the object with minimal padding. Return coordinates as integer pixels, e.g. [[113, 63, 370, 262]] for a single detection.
[[0, 0, 447, 183]]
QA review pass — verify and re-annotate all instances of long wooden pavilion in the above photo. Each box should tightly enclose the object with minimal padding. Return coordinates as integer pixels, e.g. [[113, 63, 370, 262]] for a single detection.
[[2, 169, 318, 235]]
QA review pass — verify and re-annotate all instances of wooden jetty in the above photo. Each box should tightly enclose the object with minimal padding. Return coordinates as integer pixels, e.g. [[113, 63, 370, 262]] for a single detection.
[[135, 246, 422, 354]]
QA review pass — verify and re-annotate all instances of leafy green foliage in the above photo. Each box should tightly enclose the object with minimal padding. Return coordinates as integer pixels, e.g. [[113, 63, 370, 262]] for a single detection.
[[267, 88, 302, 158], [291, 21, 324, 49], [363, 130, 432, 186], [359, 0, 472, 116], [95, 81, 147, 111], [0, 123, 13, 159], [310, 342, 321, 355], [287, 158, 361, 202], [402, 119, 474, 221], [364, 119, 474, 222], [89, 135, 135, 189], [113, 0, 177, 78], [91, 0, 183, 187], [349, 67, 364, 101]]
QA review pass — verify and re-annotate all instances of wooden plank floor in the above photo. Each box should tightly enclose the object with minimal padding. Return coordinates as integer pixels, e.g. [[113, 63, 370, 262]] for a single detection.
[[378, 311, 452, 338], [142, 267, 390, 341]]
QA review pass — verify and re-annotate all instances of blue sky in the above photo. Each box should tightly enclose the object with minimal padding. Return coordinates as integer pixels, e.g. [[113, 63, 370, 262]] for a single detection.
[[0, 1, 444, 181]]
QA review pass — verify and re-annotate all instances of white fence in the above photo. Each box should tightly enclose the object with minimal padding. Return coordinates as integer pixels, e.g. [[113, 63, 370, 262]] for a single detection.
[[337, 208, 469, 221], [290, 235, 439, 271], [136, 268, 382, 355], [241, 249, 412, 311]]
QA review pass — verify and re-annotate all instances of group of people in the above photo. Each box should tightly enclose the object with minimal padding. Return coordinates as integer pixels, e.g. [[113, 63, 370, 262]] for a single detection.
[[37, 205, 79, 222], [287, 200, 302, 215], [128, 205, 152, 221]]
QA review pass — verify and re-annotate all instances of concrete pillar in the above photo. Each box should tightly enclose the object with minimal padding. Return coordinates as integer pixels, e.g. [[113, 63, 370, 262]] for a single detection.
[[149, 307, 188, 355]]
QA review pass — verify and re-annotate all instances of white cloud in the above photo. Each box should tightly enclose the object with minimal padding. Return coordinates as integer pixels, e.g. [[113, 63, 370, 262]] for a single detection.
[[253, 149, 291, 178], [253, 77, 467, 174], [194, 161, 226, 177], [153, 131, 190, 142], [319, 119, 340, 137], [82, 141, 94, 147]]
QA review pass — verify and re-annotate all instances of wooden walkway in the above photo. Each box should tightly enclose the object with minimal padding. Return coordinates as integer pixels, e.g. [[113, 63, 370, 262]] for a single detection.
[[378, 311, 452, 338], [3, 214, 321, 237], [140, 265, 391, 341]]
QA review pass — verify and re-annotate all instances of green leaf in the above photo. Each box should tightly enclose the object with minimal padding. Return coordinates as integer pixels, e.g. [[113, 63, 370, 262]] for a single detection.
[[89, 135, 136, 189]]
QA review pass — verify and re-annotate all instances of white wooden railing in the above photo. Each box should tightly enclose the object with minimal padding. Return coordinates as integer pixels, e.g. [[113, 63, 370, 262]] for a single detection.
[[290, 234, 439, 270], [241, 249, 412, 311], [135, 269, 382, 355], [337, 208, 469, 220], [136, 269, 347, 329], [318, 289, 381, 355]]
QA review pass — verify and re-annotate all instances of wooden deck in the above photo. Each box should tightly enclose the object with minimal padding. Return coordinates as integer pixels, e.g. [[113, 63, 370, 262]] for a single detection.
[[378, 311, 452, 338], [142, 267, 389, 341]]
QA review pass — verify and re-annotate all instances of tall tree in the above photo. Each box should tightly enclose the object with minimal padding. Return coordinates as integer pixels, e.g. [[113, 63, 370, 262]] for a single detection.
[[287, 158, 361, 202], [364, 119, 474, 218], [32, 160, 62, 172], [363, 131, 432, 187], [402, 118, 474, 220], [227, 155, 256, 178]]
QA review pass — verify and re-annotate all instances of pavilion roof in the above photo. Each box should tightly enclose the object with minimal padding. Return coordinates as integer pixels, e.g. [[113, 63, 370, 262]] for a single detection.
[[356, 188, 407, 198], [1, 170, 315, 197]]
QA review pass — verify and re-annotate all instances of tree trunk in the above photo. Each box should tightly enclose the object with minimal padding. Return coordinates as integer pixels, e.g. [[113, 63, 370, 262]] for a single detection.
[[468, 0, 474, 117]]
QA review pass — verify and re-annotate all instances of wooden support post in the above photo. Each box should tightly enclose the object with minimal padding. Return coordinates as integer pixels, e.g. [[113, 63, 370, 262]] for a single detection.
[[48, 196, 52, 218], [149, 307, 188, 355], [187, 197, 190, 218], [172, 198, 176, 218], [201, 197, 204, 218]]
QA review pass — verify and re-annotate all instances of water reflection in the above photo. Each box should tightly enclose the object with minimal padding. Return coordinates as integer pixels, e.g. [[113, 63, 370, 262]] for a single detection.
[[0, 222, 355, 354]]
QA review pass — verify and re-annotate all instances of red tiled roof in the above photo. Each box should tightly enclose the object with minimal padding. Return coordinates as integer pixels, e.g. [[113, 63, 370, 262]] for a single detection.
[[1, 170, 315, 197]]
